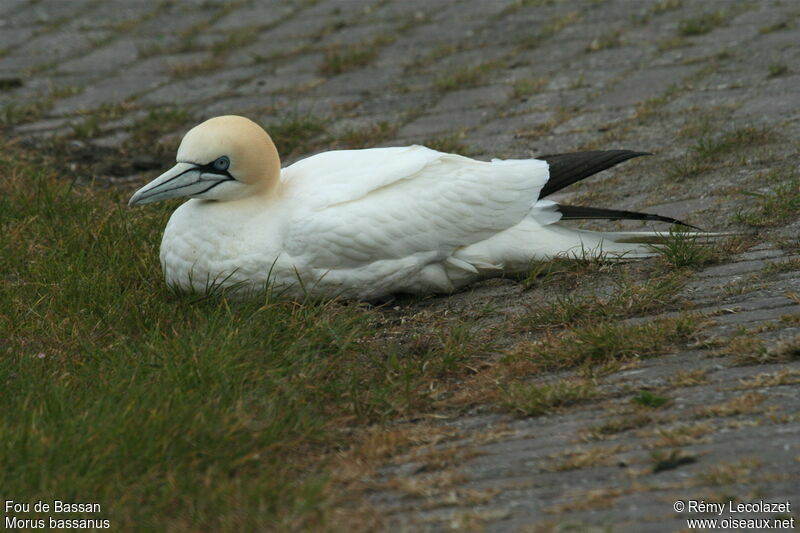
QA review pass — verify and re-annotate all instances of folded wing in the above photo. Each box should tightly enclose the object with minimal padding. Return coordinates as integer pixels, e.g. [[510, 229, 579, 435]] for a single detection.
[[281, 146, 551, 268]]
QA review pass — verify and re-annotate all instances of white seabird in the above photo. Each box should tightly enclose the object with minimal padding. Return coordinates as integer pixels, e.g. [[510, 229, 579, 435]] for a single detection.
[[129, 115, 692, 300]]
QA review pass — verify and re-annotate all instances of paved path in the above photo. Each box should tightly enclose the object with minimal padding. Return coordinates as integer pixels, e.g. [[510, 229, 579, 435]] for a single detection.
[[2, 1, 799, 531]]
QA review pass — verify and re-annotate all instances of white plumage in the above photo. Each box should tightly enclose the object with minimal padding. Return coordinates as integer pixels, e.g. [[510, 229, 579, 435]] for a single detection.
[[129, 115, 679, 300]]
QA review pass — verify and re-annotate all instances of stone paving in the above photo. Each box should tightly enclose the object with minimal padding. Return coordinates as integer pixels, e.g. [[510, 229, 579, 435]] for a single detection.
[[2, 0, 800, 531]]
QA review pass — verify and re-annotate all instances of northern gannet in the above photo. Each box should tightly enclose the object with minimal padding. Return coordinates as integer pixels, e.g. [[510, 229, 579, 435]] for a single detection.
[[129, 115, 692, 300]]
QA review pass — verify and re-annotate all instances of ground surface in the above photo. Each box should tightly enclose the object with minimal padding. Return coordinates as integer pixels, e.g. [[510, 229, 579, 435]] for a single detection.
[[2, 0, 799, 531]]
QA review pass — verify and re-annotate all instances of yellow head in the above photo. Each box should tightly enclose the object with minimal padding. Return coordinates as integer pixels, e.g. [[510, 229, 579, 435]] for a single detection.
[[129, 115, 281, 206]]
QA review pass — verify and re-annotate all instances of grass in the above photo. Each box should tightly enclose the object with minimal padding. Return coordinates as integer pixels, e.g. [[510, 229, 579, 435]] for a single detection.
[[586, 413, 654, 439], [0, 143, 500, 530], [333, 121, 395, 149], [639, 0, 683, 24], [677, 10, 728, 37], [544, 445, 623, 472], [518, 11, 582, 48], [264, 111, 328, 157], [512, 77, 547, 98], [500, 379, 597, 416], [652, 227, 719, 269], [128, 108, 190, 144], [670, 368, 709, 386], [319, 44, 378, 76], [585, 29, 622, 52], [423, 131, 473, 156], [71, 115, 104, 139], [0, 100, 51, 127], [734, 168, 800, 227], [768, 62, 789, 78], [169, 57, 224, 78], [644, 422, 712, 448], [697, 459, 761, 486], [667, 125, 777, 181], [737, 368, 800, 389], [650, 450, 696, 473], [694, 393, 766, 418], [523, 273, 685, 329], [507, 314, 701, 373], [658, 36, 690, 51], [763, 258, 800, 274], [632, 390, 670, 408], [524, 248, 614, 289], [434, 60, 504, 91], [760, 21, 793, 34]]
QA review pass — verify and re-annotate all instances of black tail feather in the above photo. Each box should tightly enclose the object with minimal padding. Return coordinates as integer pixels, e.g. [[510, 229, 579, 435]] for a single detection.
[[557, 204, 701, 230], [537, 150, 650, 198]]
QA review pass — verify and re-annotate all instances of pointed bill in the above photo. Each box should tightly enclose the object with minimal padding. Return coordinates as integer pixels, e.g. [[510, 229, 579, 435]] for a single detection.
[[128, 162, 232, 207]]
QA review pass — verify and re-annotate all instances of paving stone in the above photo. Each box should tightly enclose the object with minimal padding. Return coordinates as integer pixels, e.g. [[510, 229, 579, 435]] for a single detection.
[[3, 0, 95, 27], [592, 65, 699, 109], [57, 38, 141, 74], [0, 0, 28, 18], [212, 4, 295, 31], [13, 116, 71, 134], [0, 26, 36, 49], [51, 56, 180, 114], [396, 107, 490, 139], [14, 29, 112, 61]]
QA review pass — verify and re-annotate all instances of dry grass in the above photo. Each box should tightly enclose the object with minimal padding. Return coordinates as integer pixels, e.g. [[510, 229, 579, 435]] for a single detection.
[[696, 459, 762, 486], [544, 445, 624, 472], [500, 379, 598, 416], [642, 422, 714, 448], [694, 393, 766, 418], [737, 368, 800, 389]]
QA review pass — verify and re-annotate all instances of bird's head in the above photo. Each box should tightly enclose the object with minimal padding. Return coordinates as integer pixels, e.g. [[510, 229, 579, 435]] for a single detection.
[[128, 115, 281, 206]]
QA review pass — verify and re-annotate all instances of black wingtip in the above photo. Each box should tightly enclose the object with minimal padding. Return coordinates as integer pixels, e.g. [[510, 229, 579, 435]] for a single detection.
[[557, 204, 703, 230], [537, 150, 653, 198]]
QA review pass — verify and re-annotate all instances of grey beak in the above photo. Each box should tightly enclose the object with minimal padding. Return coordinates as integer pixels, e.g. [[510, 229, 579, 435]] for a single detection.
[[128, 162, 232, 207]]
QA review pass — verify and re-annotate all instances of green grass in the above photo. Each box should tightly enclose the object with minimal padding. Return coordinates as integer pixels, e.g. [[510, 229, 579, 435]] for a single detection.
[[677, 10, 728, 36], [524, 273, 684, 328], [512, 77, 547, 98], [263, 111, 327, 157], [319, 44, 379, 76], [768, 62, 789, 78], [424, 131, 473, 156], [0, 145, 491, 530], [759, 21, 793, 34], [434, 60, 504, 91], [507, 314, 700, 372], [652, 227, 719, 269], [667, 125, 776, 181], [763, 258, 800, 274], [0, 100, 51, 127], [658, 36, 690, 51], [128, 108, 190, 144], [71, 116, 104, 139], [333, 121, 395, 149], [523, 247, 614, 289], [500, 379, 597, 416], [517, 11, 582, 48], [734, 168, 800, 227], [632, 390, 670, 408]]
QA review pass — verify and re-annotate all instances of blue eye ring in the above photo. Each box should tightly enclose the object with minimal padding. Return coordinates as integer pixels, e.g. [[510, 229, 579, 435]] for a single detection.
[[212, 156, 230, 171]]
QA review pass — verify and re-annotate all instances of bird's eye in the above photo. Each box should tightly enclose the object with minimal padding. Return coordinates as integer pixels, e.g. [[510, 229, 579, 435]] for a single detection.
[[212, 156, 230, 171]]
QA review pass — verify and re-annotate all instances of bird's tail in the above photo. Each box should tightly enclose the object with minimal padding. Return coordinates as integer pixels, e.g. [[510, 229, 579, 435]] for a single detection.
[[525, 224, 728, 261]]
